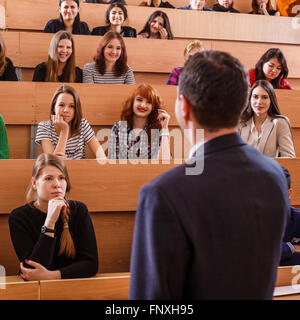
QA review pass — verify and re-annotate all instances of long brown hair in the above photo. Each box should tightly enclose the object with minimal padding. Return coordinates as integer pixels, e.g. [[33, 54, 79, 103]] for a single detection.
[[0, 34, 7, 77], [50, 84, 83, 136], [240, 80, 282, 123], [121, 84, 163, 140], [26, 153, 75, 259], [94, 31, 128, 77], [251, 0, 274, 13], [46, 30, 76, 82]]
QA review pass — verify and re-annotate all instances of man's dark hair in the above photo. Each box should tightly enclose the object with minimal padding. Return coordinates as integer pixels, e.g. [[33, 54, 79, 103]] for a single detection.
[[178, 50, 249, 132], [281, 166, 291, 190]]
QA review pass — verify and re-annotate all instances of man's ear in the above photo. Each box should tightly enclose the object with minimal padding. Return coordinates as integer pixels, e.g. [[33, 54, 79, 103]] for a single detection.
[[181, 95, 191, 122]]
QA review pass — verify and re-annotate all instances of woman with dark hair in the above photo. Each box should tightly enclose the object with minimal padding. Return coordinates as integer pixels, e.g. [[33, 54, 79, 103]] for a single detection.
[[35, 85, 106, 160], [139, 0, 175, 8], [109, 84, 170, 160], [44, 0, 91, 35], [92, 2, 136, 37], [9, 153, 99, 280], [0, 34, 18, 81], [249, 48, 291, 89], [249, 0, 280, 15], [33, 31, 82, 83], [83, 31, 135, 84], [239, 80, 295, 158], [137, 10, 173, 39], [213, 0, 240, 12]]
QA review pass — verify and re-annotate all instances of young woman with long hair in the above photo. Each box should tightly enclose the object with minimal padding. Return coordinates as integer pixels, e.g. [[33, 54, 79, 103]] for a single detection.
[[248, 48, 291, 89], [0, 34, 18, 81], [9, 153, 98, 280], [249, 0, 280, 16], [35, 85, 106, 160], [92, 2, 136, 37], [109, 84, 170, 160], [213, 0, 240, 12], [33, 30, 82, 83], [239, 80, 295, 158], [137, 10, 174, 39], [44, 0, 91, 34], [83, 31, 135, 84]]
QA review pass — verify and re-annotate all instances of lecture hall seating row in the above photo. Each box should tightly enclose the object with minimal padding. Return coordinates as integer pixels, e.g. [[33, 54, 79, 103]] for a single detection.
[[1, 0, 298, 45], [1, 82, 300, 159]]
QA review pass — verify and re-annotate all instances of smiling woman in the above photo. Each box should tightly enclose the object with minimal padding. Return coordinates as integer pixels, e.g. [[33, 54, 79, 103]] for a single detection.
[[35, 85, 106, 160], [44, 0, 91, 35], [32, 31, 82, 83]]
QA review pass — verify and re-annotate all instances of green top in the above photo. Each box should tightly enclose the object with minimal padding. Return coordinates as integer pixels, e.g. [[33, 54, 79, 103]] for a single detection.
[[0, 114, 9, 159]]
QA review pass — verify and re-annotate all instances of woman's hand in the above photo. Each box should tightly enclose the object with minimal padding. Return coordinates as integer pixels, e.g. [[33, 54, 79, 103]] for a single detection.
[[157, 109, 170, 130], [259, 2, 268, 14], [20, 260, 61, 281], [54, 151, 68, 160], [159, 27, 168, 39], [51, 114, 69, 132], [44, 197, 67, 229]]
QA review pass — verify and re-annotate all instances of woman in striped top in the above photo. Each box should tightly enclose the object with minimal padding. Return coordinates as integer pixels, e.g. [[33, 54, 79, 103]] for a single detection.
[[35, 85, 106, 160], [83, 31, 135, 84]]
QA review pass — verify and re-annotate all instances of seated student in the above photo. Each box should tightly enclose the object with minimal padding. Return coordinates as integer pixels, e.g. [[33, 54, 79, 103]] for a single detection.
[[83, 31, 135, 84], [137, 11, 174, 39], [178, 0, 213, 11], [44, 0, 91, 35], [35, 85, 106, 160], [0, 34, 18, 81], [280, 166, 300, 266], [33, 31, 82, 83], [0, 114, 9, 159], [92, 2, 136, 37], [249, 48, 291, 89], [167, 40, 205, 85], [139, 0, 175, 9], [109, 84, 170, 160], [9, 153, 98, 280], [249, 0, 280, 16], [239, 80, 295, 158], [213, 0, 240, 12]]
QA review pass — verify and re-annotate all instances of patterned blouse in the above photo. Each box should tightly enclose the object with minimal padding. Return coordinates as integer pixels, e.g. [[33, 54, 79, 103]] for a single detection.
[[108, 121, 161, 159], [167, 67, 183, 86], [35, 118, 95, 159]]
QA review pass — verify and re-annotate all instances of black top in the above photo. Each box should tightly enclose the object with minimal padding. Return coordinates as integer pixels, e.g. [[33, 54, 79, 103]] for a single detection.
[[9, 201, 98, 279], [0, 57, 18, 81], [213, 3, 240, 13], [32, 62, 83, 83], [249, 10, 277, 15], [43, 18, 91, 35], [92, 25, 137, 37], [151, 1, 174, 8]]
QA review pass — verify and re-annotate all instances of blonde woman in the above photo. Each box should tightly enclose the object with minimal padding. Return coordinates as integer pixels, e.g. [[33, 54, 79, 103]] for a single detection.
[[0, 34, 18, 81], [9, 153, 98, 280], [167, 40, 205, 85], [33, 30, 82, 82]]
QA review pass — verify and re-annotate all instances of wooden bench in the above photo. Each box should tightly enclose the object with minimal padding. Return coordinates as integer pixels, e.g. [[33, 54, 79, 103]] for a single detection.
[[3, 1, 298, 45], [1, 82, 300, 159], [0, 273, 129, 300]]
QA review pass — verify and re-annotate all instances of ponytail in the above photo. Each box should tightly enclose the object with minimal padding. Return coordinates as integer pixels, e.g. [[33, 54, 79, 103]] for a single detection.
[[58, 203, 76, 259]]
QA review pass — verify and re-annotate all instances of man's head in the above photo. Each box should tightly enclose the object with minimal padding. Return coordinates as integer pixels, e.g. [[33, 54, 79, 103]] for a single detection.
[[176, 50, 249, 132], [190, 0, 206, 10]]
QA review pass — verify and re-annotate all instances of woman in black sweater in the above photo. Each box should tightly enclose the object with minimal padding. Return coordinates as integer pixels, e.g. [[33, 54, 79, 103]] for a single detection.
[[0, 34, 18, 81], [9, 153, 98, 280]]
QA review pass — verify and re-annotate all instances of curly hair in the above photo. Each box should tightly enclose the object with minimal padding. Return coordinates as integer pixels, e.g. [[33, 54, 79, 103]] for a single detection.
[[121, 84, 163, 140]]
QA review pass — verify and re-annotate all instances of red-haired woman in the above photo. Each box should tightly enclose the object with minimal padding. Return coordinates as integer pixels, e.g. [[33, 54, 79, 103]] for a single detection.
[[109, 84, 170, 160], [83, 31, 135, 84]]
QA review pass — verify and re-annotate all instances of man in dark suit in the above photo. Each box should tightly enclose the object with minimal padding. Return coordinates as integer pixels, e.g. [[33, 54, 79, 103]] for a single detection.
[[129, 51, 289, 299]]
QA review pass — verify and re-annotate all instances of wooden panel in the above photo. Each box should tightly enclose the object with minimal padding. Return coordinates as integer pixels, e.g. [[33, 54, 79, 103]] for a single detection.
[[5, 1, 299, 44], [6, 125, 31, 159], [0, 276, 39, 300], [40, 273, 129, 300], [1, 31, 19, 65]]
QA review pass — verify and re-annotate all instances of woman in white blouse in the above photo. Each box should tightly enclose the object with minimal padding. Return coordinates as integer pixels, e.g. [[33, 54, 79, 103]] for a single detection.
[[239, 80, 295, 158], [35, 84, 106, 160], [83, 31, 135, 84]]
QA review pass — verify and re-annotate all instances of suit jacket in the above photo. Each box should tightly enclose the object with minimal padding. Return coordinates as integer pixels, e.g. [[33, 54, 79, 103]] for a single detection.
[[129, 133, 289, 299], [239, 116, 295, 158]]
